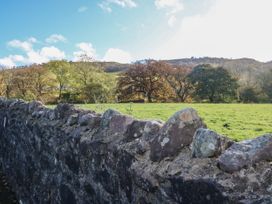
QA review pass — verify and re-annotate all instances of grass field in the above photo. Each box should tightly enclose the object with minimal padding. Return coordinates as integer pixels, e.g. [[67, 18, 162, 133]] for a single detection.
[[65, 103, 272, 141]]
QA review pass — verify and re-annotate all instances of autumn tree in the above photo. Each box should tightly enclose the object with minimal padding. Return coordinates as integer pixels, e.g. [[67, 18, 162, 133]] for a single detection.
[[11, 68, 35, 100], [28, 65, 56, 102], [188, 64, 238, 102], [117, 60, 173, 102], [0, 69, 12, 98], [163, 65, 193, 102]]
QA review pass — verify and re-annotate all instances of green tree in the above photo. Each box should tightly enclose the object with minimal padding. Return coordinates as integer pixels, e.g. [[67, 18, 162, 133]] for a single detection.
[[73, 56, 116, 103], [260, 70, 272, 102], [188, 64, 238, 102], [240, 87, 259, 103], [46, 60, 73, 101]]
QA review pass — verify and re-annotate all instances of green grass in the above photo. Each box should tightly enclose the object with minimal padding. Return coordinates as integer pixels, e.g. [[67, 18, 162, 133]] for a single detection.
[[68, 103, 271, 141]]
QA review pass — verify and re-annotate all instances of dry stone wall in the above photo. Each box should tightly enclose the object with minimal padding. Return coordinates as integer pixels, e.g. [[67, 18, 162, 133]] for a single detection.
[[0, 98, 271, 204]]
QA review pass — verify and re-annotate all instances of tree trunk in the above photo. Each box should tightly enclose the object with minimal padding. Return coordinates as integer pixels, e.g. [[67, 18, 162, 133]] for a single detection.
[[147, 93, 152, 103]]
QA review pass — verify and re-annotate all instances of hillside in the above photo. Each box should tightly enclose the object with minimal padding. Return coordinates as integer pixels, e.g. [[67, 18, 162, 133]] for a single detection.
[[99, 57, 272, 77]]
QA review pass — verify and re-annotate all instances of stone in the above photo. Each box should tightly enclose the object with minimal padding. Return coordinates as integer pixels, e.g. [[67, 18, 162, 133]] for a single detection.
[[192, 128, 233, 158], [28, 101, 43, 112], [100, 109, 121, 128], [218, 134, 272, 173], [54, 103, 75, 119], [108, 114, 134, 134], [125, 120, 148, 141], [67, 114, 78, 126], [150, 108, 206, 162], [0, 99, 271, 203]]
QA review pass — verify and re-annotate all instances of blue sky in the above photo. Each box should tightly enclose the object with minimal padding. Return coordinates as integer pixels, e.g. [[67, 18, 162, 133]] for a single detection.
[[1, 0, 272, 67]]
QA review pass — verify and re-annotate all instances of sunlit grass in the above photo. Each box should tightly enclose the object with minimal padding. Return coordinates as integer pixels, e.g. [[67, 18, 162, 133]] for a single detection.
[[52, 103, 272, 141]]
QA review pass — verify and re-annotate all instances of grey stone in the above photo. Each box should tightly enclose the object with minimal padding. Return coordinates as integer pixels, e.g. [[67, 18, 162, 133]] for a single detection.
[[28, 100, 43, 112], [0, 99, 271, 204], [150, 108, 206, 162], [218, 134, 272, 173], [100, 109, 121, 128], [108, 114, 134, 134], [192, 128, 233, 158], [67, 114, 79, 126], [125, 120, 148, 141], [54, 103, 75, 119]]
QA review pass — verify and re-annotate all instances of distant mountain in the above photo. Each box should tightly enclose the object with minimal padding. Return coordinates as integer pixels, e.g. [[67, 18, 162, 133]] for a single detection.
[[165, 57, 272, 74], [100, 57, 272, 74]]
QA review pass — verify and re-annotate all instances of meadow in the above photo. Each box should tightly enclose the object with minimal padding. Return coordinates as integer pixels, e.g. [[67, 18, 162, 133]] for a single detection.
[[73, 103, 272, 141]]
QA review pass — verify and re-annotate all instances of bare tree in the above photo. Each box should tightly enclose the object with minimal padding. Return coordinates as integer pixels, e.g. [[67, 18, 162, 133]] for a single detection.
[[163, 65, 193, 102]]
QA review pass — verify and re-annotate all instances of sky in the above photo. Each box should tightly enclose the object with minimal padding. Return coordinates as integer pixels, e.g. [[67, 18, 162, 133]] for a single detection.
[[0, 0, 272, 67]]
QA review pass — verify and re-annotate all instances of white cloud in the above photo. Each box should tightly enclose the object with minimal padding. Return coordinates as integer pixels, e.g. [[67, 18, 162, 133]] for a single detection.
[[155, 0, 183, 13], [99, 0, 137, 12], [152, 0, 272, 62], [5, 37, 66, 66], [168, 15, 177, 27], [78, 6, 88, 13], [45, 34, 66, 44], [155, 0, 184, 27], [0, 57, 16, 68], [0, 55, 25, 68], [26, 46, 65, 64], [40, 46, 65, 60], [103, 48, 132, 63], [73, 42, 97, 61], [7, 37, 36, 52]]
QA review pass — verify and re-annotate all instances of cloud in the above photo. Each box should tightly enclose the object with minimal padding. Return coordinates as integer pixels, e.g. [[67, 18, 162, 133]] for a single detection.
[[45, 34, 66, 44], [155, 0, 183, 13], [103, 48, 132, 63], [0, 57, 16, 68], [78, 6, 88, 13], [155, 0, 184, 27], [152, 0, 272, 62], [168, 15, 177, 27], [99, 0, 137, 13], [24, 46, 65, 64], [73, 42, 97, 61], [4, 37, 66, 66], [7, 37, 36, 52]]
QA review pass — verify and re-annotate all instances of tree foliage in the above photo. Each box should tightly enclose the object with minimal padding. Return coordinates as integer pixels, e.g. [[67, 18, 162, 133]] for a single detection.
[[188, 64, 238, 102], [162, 65, 193, 102], [117, 60, 174, 102]]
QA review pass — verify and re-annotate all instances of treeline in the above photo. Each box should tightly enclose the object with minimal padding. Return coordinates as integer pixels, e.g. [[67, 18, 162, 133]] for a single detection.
[[0, 59, 271, 103], [117, 60, 272, 103], [0, 60, 116, 104]]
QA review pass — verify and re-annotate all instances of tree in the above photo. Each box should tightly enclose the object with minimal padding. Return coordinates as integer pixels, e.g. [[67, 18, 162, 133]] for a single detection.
[[0, 69, 14, 99], [46, 60, 73, 101], [260, 70, 272, 101], [28, 65, 56, 102], [11, 68, 34, 100], [117, 60, 173, 102], [73, 55, 116, 103], [188, 64, 238, 102], [240, 87, 259, 103], [163, 65, 193, 102]]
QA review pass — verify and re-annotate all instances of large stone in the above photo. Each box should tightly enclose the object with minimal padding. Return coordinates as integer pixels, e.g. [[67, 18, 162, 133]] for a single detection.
[[192, 128, 233, 158], [100, 109, 121, 128], [218, 134, 272, 173], [150, 108, 206, 162], [78, 113, 101, 127], [54, 103, 75, 119]]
